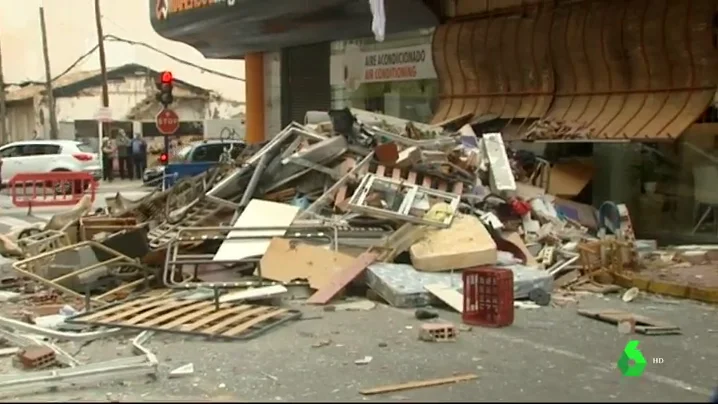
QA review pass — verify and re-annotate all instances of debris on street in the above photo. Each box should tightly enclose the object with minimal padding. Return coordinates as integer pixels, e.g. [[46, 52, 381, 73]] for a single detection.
[[358, 373, 478, 396], [0, 107, 713, 398]]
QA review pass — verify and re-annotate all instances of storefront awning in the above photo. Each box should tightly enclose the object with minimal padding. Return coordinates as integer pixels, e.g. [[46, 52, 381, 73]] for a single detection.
[[150, 0, 438, 59], [431, 0, 718, 141]]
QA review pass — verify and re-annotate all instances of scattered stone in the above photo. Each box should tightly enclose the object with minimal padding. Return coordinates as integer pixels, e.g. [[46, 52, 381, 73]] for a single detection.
[[621, 287, 640, 303], [311, 339, 332, 348], [354, 356, 373, 365], [414, 309, 438, 320], [169, 363, 195, 378]]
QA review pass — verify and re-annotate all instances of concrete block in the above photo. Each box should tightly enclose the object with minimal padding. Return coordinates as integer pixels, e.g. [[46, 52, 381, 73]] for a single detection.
[[419, 322, 457, 342], [17, 346, 56, 369], [410, 214, 497, 272]]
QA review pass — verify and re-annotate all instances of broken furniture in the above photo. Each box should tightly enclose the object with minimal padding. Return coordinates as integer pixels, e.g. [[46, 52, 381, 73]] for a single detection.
[[163, 225, 338, 292], [16, 230, 71, 272], [347, 174, 460, 228], [65, 292, 301, 340], [12, 241, 153, 305], [79, 217, 141, 242]]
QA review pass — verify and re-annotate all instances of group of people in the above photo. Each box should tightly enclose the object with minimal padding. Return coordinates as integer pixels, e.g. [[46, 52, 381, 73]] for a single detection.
[[100, 131, 148, 182]]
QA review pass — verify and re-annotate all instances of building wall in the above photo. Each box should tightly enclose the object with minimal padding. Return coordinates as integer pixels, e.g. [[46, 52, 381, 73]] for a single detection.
[[4, 100, 36, 143], [53, 76, 206, 122], [5, 75, 245, 142]]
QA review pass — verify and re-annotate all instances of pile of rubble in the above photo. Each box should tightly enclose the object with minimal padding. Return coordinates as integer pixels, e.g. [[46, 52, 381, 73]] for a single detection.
[[0, 107, 711, 396]]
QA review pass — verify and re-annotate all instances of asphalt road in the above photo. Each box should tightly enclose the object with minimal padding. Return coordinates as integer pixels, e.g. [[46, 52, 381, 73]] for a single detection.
[[4, 294, 715, 402]]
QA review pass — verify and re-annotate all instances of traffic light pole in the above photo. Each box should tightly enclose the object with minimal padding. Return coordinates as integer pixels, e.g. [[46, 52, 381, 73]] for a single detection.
[[162, 134, 170, 192]]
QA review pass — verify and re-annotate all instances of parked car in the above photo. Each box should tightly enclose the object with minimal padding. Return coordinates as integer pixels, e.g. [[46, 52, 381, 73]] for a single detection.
[[142, 140, 246, 187], [0, 140, 101, 189]]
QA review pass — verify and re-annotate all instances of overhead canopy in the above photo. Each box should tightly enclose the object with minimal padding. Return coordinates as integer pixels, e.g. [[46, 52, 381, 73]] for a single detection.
[[149, 0, 439, 59], [431, 0, 718, 141]]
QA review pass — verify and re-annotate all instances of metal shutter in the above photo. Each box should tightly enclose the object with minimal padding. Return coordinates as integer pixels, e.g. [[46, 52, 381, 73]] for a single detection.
[[281, 43, 331, 127]]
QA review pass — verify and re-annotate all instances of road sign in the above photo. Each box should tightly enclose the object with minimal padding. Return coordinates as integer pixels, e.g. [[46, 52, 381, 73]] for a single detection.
[[94, 107, 112, 122], [156, 108, 179, 135]]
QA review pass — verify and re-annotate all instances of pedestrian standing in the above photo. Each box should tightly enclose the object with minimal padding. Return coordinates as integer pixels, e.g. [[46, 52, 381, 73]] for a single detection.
[[130, 133, 148, 180], [101, 137, 115, 182], [116, 130, 132, 180]]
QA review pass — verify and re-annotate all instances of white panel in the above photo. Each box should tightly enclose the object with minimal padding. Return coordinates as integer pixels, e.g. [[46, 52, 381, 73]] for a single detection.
[[212, 199, 299, 262]]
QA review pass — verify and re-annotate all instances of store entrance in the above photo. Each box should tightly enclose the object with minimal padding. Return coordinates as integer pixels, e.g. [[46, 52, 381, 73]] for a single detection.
[[281, 43, 332, 126]]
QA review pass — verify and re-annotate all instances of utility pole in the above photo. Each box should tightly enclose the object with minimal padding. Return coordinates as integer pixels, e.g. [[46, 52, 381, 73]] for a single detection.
[[94, 0, 109, 158], [94, 0, 109, 109], [39, 5, 59, 140], [0, 34, 7, 145]]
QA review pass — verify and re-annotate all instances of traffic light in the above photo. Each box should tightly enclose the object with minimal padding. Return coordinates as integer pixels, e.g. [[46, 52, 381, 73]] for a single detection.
[[155, 71, 174, 107], [159, 152, 169, 165]]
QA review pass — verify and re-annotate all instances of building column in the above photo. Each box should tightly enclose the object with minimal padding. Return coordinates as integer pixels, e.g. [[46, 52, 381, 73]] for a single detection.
[[245, 52, 265, 144]]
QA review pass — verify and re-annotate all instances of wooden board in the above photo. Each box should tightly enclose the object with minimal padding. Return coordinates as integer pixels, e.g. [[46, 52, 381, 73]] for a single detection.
[[212, 199, 299, 262], [259, 238, 355, 289], [66, 294, 301, 340], [577, 309, 681, 335], [306, 251, 379, 305], [424, 284, 463, 313], [359, 374, 478, 395]]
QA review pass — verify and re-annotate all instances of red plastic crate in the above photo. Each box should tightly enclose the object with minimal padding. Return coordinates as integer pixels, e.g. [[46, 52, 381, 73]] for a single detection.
[[462, 267, 514, 328]]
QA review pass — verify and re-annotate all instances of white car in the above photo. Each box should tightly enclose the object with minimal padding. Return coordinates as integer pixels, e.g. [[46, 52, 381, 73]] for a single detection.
[[0, 140, 102, 186]]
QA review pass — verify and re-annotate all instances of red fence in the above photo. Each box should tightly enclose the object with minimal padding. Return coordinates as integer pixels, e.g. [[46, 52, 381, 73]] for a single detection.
[[9, 172, 97, 208]]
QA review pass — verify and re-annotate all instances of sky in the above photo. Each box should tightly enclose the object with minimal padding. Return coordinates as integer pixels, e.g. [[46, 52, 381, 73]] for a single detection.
[[0, 0, 246, 101]]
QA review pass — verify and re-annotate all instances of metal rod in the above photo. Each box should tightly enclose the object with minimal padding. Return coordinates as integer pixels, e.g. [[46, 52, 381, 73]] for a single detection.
[[50, 256, 124, 283], [238, 152, 270, 208], [297, 151, 375, 220]]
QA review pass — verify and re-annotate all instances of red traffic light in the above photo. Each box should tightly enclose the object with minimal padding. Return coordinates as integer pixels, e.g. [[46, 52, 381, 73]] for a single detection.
[[160, 71, 173, 84], [159, 153, 169, 164]]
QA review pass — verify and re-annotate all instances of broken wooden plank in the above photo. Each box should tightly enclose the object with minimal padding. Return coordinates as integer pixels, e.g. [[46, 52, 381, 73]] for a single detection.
[[577, 309, 681, 335], [306, 251, 379, 305], [359, 373, 478, 396], [424, 284, 463, 313]]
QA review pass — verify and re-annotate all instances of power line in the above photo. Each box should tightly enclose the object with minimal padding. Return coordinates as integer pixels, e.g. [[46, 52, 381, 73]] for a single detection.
[[6, 34, 245, 87], [106, 35, 245, 82]]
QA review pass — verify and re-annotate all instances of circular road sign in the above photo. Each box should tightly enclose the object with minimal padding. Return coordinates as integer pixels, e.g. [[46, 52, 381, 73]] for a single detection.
[[156, 108, 180, 135]]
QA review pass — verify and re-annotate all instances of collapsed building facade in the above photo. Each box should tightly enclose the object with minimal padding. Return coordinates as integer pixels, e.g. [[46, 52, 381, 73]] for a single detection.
[[150, 0, 718, 243]]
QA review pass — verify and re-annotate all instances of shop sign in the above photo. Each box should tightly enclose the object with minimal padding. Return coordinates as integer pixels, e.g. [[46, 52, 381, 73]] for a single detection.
[[334, 43, 436, 88], [156, 0, 235, 20], [362, 45, 435, 82]]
